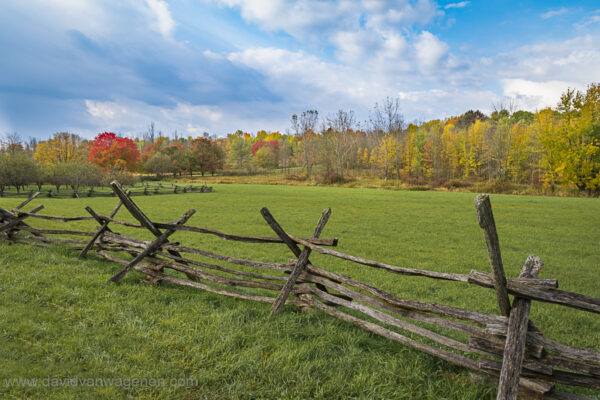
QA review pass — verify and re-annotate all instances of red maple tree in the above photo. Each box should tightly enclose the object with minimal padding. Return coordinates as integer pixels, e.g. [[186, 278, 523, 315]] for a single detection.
[[251, 140, 279, 156], [88, 132, 140, 171]]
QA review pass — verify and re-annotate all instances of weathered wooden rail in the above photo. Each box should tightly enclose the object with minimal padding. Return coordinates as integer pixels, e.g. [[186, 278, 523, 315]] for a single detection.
[[1, 183, 599, 400], [0, 183, 213, 198]]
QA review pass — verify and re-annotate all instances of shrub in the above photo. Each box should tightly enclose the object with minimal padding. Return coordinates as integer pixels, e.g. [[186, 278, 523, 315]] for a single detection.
[[316, 172, 354, 185], [284, 173, 307, 181], [0, 154, 39, 193], [144, 154, 173, 179], [476, 179, 515, 194], [406, 185, 429, 191], [102, 167, 138, 186], [443, 179, 472, 189], [404, 176, 428, 186], [254, 146, 278, 169]]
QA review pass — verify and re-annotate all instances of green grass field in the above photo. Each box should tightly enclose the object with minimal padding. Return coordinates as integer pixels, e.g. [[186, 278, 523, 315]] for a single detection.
[[1, 184, 599, 399]]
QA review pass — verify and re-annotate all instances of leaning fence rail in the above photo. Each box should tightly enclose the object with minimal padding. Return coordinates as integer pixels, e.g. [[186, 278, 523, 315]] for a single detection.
[[0, 182, 599, 400]]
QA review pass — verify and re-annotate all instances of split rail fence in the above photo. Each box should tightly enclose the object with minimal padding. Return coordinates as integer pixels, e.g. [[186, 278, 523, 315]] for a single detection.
[[1, 181, 599, 400], [0, 183, 212, 199]]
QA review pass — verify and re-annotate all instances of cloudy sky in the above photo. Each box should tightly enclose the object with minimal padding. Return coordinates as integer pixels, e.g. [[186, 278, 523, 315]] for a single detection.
[[1, 1, 600, 139]]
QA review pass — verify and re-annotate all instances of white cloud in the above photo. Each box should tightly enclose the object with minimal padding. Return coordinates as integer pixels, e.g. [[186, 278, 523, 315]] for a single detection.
[[491, 35, 600, 84], [217, 0, 443, 41], [225, 43, 477, 125], [7, 0, 600, 138], [145, 0, 175, 37], [444, 1, 469, 10], [202, 49, 225, 59], [166, 103, 223, 123], [84, 99, 224, 136], [8, 0, 110, 39], [223, 29, 600, 128], [216, 0, 355, 38], [3, 0, 176, 41], [397, 88, 499, 119], [85, 100, 119, 121], [331, 30, 381, 64], [461, 35, 600, 112], [385, 0, 442, 26], [185, 124, 211, 136], [82, 97, 296, 137], [414, 31, 449, 72], [501, 79, 582, 110], [331, 29, 411, 72], [540, 7, 568, 19], [227, 47, 367, 101], [574, 13, 600, 29], [216, 0, 462, 98]]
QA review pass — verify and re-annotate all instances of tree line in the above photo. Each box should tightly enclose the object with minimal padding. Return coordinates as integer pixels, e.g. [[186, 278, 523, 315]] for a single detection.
[[226, 83, 600, 193], [1, 83, 599, 194]]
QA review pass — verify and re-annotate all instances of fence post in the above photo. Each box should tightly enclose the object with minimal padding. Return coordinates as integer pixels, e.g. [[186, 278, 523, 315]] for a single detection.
[[108, 208, 195, 282], [475, 194, 511, 317], [79, 200, 124, 259], [497, 255, 543, 400], [263, 208, 331, 316], [12, 191, 40, 213], [0, 205, 44, 234], [0, 203, 45, 240], [109, 181, 197, 282]]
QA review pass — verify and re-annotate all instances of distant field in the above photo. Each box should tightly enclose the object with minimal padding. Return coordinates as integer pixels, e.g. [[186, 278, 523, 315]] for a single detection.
[[171, 169, 592, 197], [1, 184, 599, 399]]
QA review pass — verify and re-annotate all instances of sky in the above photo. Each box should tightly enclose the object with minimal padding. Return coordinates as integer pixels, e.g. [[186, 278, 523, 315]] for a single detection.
[[1, 0, 600, 140]]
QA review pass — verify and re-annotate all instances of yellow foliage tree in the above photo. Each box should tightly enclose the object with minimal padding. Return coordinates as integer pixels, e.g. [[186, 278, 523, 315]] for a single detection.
[[34, 132, 86, 166]]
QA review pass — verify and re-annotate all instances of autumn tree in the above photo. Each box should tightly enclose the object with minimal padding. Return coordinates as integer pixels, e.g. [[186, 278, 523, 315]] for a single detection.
[[88, 132, 140, 171], [554, 84, 600, 192], [252, 140, 279, 169], [178, 150, 198, 177], [370, 98, 404, 180], [324, 109, 357, 177], [0, 153, 39, 193], [0, 133, 24, 156], [227, 132, 252, 170], [34, 132, 86, 166], [251, 140, 279, 157], [160, 141, 186, 176], [191, 137, 224, 176], [292, 110, 319, 180], [254, 146, 278, 169], [67, 162, 103, 191], [144, 154, 174, 179], [278, 137, 296, 173]]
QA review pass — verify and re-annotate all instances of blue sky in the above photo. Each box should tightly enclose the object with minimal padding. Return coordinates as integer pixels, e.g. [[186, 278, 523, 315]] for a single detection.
[[1, 0, 600, 139]]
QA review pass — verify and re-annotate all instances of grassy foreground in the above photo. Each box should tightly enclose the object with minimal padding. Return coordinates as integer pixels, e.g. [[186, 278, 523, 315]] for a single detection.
[[1, 184, 599, 399]]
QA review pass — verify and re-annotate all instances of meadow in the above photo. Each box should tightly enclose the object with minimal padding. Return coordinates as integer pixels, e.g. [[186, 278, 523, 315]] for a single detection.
[[0, 184, 599, 399]]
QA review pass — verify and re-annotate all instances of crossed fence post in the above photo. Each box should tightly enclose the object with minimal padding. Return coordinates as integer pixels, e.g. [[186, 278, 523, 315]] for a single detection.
[[475, 194, 547, 400], [79, 199, 125, 259], [260, 207, 332, 316], [0, 192, 44, 240], [106, 181, 197, 283]]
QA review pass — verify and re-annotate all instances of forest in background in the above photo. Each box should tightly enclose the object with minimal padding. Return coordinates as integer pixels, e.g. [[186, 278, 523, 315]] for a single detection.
[[0, 83, 599, 196]]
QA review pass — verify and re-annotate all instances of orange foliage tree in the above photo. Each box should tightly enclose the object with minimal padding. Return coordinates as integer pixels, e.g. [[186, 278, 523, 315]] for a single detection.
[[87, 132, 140, 171]]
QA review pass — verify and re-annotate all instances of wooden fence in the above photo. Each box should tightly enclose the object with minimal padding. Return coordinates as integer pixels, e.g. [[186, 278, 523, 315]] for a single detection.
[[1, 181, 599, 400], [0, 183, 212, 198]]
